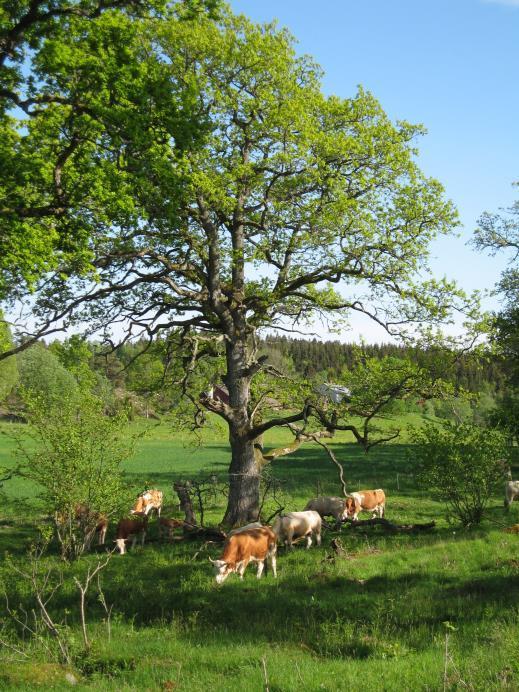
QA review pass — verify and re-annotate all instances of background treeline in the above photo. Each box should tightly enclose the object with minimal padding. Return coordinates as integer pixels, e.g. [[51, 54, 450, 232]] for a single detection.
[[0, 326, 509, 425], [260, 335, 508, 393]]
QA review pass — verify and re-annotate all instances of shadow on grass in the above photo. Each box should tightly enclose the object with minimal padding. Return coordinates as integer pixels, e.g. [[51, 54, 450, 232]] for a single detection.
[[3, 530, 519, 662]]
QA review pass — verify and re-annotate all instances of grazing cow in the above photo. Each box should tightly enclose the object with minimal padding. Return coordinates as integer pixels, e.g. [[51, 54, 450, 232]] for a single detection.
[[210, 527, 277, 584], [505, 480, 519, 510], [115, 513, 148, 554], [304, 496, 347, 526], [158, 517, 184, 541], [272, 510, 322, 550], [131, 489, 163, 518], [344, 489, 386, 521]]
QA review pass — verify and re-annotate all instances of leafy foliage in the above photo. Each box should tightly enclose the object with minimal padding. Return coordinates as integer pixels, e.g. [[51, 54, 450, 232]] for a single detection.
[[0, 0, 221, 310], [412, 421, 510, 526], [17, 343, 78, 406], [473, 183, 519, 442], [0, 310, 18, 401], [2, 5, 479, 522], [14, 390, 135, 559]]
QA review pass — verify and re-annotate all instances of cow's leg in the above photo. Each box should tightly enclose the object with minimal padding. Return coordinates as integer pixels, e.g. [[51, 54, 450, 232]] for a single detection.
[[98, 525, 107, 546], [315, 529, 321, 547], [287, 528, 294, 550], [269, 553, 277, 578], [140, 530, 146, 547], [130, 535, 138, 551], [237, 559, 248, 579], [256, 560, 265, 579], [305, 532, 312, 549], [84, 529, 94, 551]]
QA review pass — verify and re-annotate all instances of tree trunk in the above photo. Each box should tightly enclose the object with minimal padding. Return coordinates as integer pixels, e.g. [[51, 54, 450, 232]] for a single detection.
[[221, 336, 260, 527], [222, 431, 260, 527], [174, 481, 197, 526]]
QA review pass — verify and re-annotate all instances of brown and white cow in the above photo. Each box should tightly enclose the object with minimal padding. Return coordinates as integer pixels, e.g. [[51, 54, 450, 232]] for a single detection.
[[272, 510, 322, 550], [131, 489, 163, 518], [344, 489, 386, 521], [115, 513, 148, 554], [210, 526, 277, 584], [505, 480, 519, 510]]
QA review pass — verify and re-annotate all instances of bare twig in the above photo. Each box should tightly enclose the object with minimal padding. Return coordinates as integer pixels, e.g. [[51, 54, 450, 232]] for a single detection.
[[73, 552, 114, 651]]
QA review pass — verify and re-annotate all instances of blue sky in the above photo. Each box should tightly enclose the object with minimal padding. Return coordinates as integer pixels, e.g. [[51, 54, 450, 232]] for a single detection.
[[231, 0, 519, 340]]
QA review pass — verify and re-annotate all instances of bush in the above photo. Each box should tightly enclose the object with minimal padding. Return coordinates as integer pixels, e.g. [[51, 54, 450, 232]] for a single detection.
[[412, 421, 510, 526], [17, 344, 78, 406], [14, 390, 136, 559]]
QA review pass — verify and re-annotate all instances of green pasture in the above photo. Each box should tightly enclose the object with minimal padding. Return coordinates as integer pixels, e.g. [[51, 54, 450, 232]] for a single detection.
[[1, 416, 519, 690]]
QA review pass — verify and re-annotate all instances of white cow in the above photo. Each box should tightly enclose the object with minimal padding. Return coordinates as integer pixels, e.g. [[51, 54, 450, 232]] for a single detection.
[[505, 480, 519, 509], [272, 510, 322, 550]]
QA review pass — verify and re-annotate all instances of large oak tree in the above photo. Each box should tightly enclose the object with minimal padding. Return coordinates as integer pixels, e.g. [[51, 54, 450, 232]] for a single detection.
[[2, 8, 475, 524]]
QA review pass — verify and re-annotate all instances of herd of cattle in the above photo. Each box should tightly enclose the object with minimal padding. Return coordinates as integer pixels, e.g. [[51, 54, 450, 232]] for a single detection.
[[78, 479, 518, 583], [80, 487, 387, 582]]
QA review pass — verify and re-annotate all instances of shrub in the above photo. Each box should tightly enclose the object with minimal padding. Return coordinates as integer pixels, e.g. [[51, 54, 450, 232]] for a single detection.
[[14, 390, 136, 559], [412, 421, 510, 526]]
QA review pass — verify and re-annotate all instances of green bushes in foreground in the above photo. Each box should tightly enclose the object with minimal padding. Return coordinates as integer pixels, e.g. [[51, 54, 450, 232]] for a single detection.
[[413, 421, 511, 526]]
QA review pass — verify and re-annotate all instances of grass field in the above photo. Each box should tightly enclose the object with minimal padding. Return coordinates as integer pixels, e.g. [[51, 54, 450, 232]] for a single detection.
[[1, 416, 519, 691]]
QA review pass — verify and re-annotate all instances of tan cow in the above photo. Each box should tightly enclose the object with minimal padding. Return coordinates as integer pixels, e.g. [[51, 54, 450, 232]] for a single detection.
[[131, 489, 163, 518], [115, 513, 148, 554], [304, 496, 347, 526], [272, 510, 322, 550], [344, 489, 386, 521], [210, 527, 277, 584]]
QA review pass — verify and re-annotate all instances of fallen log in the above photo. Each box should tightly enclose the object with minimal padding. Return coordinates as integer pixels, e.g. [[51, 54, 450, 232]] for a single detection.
[[177, 520, 226, 542], [345, 518, 435, 532]]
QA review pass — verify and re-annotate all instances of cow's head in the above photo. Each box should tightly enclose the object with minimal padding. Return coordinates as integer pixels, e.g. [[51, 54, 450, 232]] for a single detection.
[[114, 538, 127, 554], [339, 501, 349, 521], [344, 497, 358, 517], [209, 557, 235, 584]]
